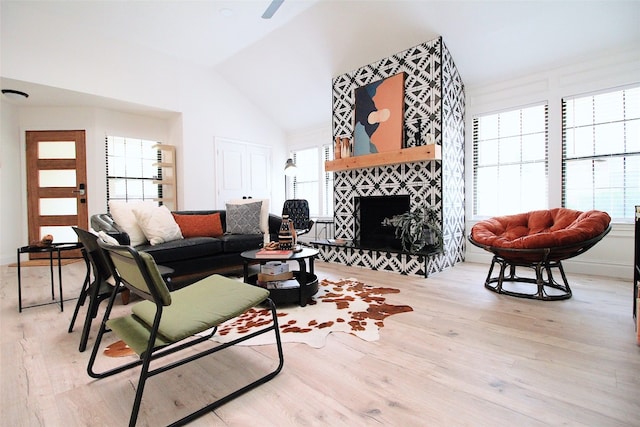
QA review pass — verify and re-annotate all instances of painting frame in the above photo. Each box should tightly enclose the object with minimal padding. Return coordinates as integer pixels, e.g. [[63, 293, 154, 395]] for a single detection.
[[353, 72, 406, 156]]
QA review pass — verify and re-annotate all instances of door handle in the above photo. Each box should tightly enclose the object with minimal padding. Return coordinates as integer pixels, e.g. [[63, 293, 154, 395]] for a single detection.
[[73, 183, 86, 196]]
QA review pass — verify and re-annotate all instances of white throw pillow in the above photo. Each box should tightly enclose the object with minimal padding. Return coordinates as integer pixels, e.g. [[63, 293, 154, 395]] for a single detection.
[[227, 198, 270, 243], [108, 200, 155, 246], [132, 204, 183, 245]]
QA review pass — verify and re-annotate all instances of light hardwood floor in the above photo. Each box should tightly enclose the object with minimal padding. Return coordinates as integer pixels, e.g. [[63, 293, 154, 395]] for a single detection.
[[1, 259, 638, 426]]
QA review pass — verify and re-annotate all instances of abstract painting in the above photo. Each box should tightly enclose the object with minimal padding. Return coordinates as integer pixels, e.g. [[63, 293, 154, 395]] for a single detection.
[[353, 72, 405, 156]]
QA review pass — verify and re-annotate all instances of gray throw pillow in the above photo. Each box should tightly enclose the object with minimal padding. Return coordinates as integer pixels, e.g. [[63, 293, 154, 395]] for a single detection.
[[226, 201, 263, 234]]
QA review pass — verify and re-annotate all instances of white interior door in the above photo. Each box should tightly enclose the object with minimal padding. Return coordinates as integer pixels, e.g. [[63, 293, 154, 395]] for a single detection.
[[215, 138, 271, 208]]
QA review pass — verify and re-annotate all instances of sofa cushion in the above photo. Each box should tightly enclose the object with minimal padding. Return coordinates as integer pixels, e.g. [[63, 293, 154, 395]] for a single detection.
[[225, 201, 262, 235], [219, 234, 263, 253], [136, 237, 223, 264], [471, 208, 611, 249], [172, 212, 224, 238], [130, 274, 269, 345]]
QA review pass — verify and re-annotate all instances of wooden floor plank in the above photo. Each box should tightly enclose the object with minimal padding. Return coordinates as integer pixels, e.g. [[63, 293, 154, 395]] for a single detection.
[[1, 260, 639, 426]]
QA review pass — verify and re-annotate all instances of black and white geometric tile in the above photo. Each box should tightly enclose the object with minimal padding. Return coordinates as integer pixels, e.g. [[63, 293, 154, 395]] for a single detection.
[[326, 37, 465, 277]]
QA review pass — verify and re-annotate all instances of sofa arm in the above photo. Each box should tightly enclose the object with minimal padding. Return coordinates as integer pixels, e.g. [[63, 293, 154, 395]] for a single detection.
[[90, 213, 131, 245]]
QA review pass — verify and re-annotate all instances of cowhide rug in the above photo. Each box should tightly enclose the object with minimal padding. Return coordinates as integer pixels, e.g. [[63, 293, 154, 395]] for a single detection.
[[104, 277, 412, 356], [208, 277, 413, 348]]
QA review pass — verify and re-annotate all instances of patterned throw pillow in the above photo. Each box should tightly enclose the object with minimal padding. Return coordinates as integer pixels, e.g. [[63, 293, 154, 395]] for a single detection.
[[225, 201, 262, 234], [227, 198, 270, 233]]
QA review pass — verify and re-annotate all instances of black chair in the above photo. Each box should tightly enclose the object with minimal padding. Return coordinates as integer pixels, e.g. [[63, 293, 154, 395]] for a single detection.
[[68, 227, 128, 352], [88, 240, 284, 427], [282, 199, 314, 237]]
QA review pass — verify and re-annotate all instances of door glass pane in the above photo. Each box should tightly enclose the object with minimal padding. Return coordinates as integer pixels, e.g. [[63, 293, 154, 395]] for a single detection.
[[39, 140, 75, 159], [40, 226, 76, 243], [39, 170, 76, 187], [40, 198, 77, 216]]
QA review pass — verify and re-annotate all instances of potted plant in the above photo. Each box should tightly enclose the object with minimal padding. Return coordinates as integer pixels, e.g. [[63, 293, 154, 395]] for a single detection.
[[381, 206, 442, 253]]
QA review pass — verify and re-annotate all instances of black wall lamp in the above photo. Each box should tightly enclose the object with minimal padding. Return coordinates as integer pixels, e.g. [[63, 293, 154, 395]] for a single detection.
[[2, 89, 29, 100]]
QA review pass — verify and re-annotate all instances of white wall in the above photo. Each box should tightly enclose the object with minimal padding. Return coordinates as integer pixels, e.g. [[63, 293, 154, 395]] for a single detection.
[[0, 102, 22, 265], [175, 65, 289, 211], [0, 8, 289, 265], [464, 44, 640, 279]]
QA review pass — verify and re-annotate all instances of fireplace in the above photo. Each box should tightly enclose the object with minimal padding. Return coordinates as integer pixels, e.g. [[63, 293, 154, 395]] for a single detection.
[[355, 195, 410, 250]]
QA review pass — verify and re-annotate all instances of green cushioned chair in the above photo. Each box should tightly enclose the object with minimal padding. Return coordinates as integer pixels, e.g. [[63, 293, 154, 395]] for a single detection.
[[88, 240, 284, 427]]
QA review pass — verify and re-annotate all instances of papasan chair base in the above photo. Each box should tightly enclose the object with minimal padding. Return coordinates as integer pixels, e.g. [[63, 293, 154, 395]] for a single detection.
[[484, 255, 572, 301], [469, 208, 611, 301]]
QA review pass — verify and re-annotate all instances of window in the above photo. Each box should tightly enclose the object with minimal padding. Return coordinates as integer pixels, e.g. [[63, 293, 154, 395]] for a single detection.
[[105, 136, 162, 206], [562, 85, 640, 221], [290, 144, 334, 218], [473, 104, 548, 217]]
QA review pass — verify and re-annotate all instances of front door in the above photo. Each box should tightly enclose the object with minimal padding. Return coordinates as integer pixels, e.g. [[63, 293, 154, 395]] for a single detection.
[[26, 130, 88, 259]]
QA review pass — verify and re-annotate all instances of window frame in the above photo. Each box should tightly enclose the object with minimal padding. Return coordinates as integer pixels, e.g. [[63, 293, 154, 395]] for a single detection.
[[105, 136, 162, 208], [561, 84, 640, 223], [290, 143, 334, 219], [472, 102, 549, 219]]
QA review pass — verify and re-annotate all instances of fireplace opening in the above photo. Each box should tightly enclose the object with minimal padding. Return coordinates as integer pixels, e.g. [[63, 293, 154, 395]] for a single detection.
[[355, 195, 410, 250]]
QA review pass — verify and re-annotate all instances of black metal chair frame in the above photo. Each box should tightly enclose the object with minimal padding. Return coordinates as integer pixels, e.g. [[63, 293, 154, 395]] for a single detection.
[[468, 225, 611, 301], [68, 227, 127, 352], [88, 241, 284, 427]]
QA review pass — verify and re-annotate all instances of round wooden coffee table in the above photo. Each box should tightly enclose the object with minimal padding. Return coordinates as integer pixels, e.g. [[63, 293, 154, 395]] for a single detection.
[[240, 247, 319, 307]]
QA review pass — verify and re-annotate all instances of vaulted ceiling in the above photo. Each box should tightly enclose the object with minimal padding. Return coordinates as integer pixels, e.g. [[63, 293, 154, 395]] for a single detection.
[[2, 0, 639, 133]]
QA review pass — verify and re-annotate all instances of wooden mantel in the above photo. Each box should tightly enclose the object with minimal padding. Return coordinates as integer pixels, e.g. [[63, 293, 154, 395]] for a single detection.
[[324, 144, 441, 172]]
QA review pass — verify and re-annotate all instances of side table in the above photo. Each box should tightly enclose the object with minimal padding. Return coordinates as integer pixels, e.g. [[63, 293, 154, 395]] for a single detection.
[[17, 242, 84, 312], [240, 247, 319, 307]]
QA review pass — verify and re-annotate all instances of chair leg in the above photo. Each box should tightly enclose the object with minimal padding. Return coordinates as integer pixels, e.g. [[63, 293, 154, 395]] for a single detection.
[[78, 280, 102, 352], [89, 297, 284, 427], [68, 265, 91, 333], [128, 342, 156, 427]]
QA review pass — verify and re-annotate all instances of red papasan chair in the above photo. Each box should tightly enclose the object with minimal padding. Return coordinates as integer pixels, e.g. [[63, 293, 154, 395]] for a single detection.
[[468, 208, 611, 300]]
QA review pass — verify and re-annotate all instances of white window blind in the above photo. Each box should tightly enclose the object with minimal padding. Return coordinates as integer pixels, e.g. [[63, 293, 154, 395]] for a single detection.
[[291, 144, 334, 218], [105, 136, 161, 206], [562, 85, 640, 221], [473, 104, 549, 217]]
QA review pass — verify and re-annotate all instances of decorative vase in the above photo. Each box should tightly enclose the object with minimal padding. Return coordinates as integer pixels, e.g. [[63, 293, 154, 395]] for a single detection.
[[335, 137, 342, 160], [341, 138, 351, 158], [278, 214, 294, 250], [291, 223, 297, 248], [421, 226, 436, 248], [415, 118, 423, 146]]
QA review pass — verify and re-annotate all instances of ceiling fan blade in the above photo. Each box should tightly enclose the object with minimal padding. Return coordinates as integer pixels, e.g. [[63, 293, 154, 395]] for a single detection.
[[262, 0, 284, 19]]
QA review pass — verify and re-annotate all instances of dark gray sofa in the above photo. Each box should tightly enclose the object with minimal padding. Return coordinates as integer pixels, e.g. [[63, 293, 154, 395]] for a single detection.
[[91, 210, 282, 283]]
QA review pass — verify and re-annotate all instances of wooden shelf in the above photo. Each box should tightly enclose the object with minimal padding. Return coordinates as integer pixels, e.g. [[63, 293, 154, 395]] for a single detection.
[[153, 144, 177, 210], [324, 144, 441, 172], [153, 178, 175, 185]]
